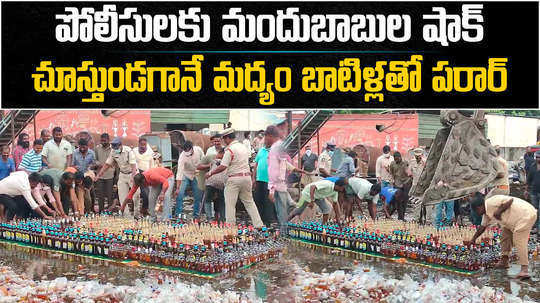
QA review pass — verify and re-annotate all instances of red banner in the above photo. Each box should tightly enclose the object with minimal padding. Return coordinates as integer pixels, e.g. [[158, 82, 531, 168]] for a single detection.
[[294, 114, 419, 155], [23, 110, 151, 142]]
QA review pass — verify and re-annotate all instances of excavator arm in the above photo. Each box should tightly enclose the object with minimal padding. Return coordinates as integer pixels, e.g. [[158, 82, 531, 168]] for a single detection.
[[409, 110, 499, 206]]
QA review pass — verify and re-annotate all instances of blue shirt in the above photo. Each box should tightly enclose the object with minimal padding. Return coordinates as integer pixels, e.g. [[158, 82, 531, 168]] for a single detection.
[[381, 187, 398, 204], [335, 156, 355, 178], [73, 148, 95, 172], [19, 150, 42, 173], [254, 147, 269, 182], [0, 158, 15, 180], [324, 176, 340, 183]]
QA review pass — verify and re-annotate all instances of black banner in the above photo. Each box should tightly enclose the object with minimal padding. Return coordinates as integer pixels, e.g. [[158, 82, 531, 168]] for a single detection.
[[1, 1, 538, 108]]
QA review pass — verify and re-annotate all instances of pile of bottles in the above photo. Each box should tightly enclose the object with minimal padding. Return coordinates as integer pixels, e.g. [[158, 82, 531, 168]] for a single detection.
[[288, 219, 503, 272], [0, 214, 285, 274]]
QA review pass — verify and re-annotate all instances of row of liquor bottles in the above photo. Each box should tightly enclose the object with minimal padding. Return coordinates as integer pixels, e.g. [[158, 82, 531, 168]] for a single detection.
[[0, 219, 284, 274], [287, 221, 502, 271]]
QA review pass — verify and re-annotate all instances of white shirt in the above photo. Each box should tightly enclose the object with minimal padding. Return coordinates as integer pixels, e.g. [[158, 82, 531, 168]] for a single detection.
[[348, 177, 378, 203], [375, 154, 394, 182], [134, 144, 154, 172], [0, 171, 40, 209], [42, 139, 73, 170], [206, 145, 219, 157], [176, 146, 204, 181]]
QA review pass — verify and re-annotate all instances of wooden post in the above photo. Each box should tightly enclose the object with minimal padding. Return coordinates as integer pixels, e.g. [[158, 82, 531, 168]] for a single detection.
[[317, 130, 320, 155], [10, 114, 15, 152], [287, 111, 292, 135], [33, 114, 37, 140]]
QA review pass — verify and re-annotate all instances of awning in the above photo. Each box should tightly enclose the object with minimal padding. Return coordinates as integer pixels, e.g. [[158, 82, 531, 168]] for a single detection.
[[151, 110, 229, 124]]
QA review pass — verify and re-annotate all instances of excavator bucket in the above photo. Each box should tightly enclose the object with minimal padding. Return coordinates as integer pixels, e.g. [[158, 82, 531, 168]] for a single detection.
[[409, 110, 499, 206]]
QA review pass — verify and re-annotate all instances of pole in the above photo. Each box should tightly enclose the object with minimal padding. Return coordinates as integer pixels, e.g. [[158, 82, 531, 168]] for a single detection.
[[317, 130, 320, 155], [33, 114, 37, 140], [287, 111, 292, 135], [10, 114, 15, 152]]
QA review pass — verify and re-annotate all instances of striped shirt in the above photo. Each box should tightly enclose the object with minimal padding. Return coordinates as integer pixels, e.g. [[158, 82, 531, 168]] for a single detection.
[[19, 150, 43, 173]]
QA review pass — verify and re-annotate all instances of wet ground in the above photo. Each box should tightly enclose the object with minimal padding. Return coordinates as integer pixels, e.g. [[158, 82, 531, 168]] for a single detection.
[[0, 240, 539, 302]]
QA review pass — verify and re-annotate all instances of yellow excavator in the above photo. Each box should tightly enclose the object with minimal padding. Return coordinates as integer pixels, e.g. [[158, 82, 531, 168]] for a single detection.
[[409, 110, 500, 223]]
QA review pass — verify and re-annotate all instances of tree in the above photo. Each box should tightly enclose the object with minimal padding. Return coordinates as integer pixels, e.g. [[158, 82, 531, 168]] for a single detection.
[[487, 110, 540, 117]]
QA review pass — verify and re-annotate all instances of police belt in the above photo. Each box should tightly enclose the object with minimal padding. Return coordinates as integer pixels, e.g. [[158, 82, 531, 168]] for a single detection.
[[228, 172, 251, 178]]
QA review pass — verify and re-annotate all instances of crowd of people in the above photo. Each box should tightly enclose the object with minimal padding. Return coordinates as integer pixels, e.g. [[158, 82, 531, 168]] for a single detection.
[[0, 127, 163, 221], [0, 122, 538, 278]]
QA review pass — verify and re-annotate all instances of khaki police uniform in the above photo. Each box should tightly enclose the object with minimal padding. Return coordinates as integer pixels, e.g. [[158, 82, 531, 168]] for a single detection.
[[221, 140, 264, 227], [106, 145, 139, 217], [318, 151, 332, 177]]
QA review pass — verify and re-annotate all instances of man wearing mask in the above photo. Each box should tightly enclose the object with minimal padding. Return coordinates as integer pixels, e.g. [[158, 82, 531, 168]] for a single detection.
[[526, 150, 540, 233], [12, 133, 30, 169], [318, 142, 335, 178], [134, 137, 154, 216], [19, 139, 44, 174], [206, 128, 263, 227], [95, 137, 138, 217], [0, 146, 15, 181], [42, 127, 73, 170], [301, 144, 318, 186], [94, 133, 114, 212], [375, 145, 394, 188], [175, 140, 204, 219]]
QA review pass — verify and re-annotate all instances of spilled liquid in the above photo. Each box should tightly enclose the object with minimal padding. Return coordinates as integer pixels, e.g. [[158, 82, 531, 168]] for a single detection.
[[0, 241, 538, 301]]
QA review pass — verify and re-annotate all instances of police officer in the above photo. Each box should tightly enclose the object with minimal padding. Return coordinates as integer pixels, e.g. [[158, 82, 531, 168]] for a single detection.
[[95, 137, 138, 217], [205, 128, 264, 228]]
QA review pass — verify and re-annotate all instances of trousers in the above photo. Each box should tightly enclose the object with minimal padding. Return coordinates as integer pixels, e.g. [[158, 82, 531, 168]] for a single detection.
[[500, 213, 537, 265], [274, 191, 294, 234], [434, 200, 454, 227], [204, 185, 225, 222], [254, 181, 276, 226], [224, 176, 263, 227], [0, 195, 37, 219], [529, 191, 540, 231], [175, 176, 202, 218], [118, 172, 140, 218], [147, 177, 175, 221], [95, 178, 114, 212]]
